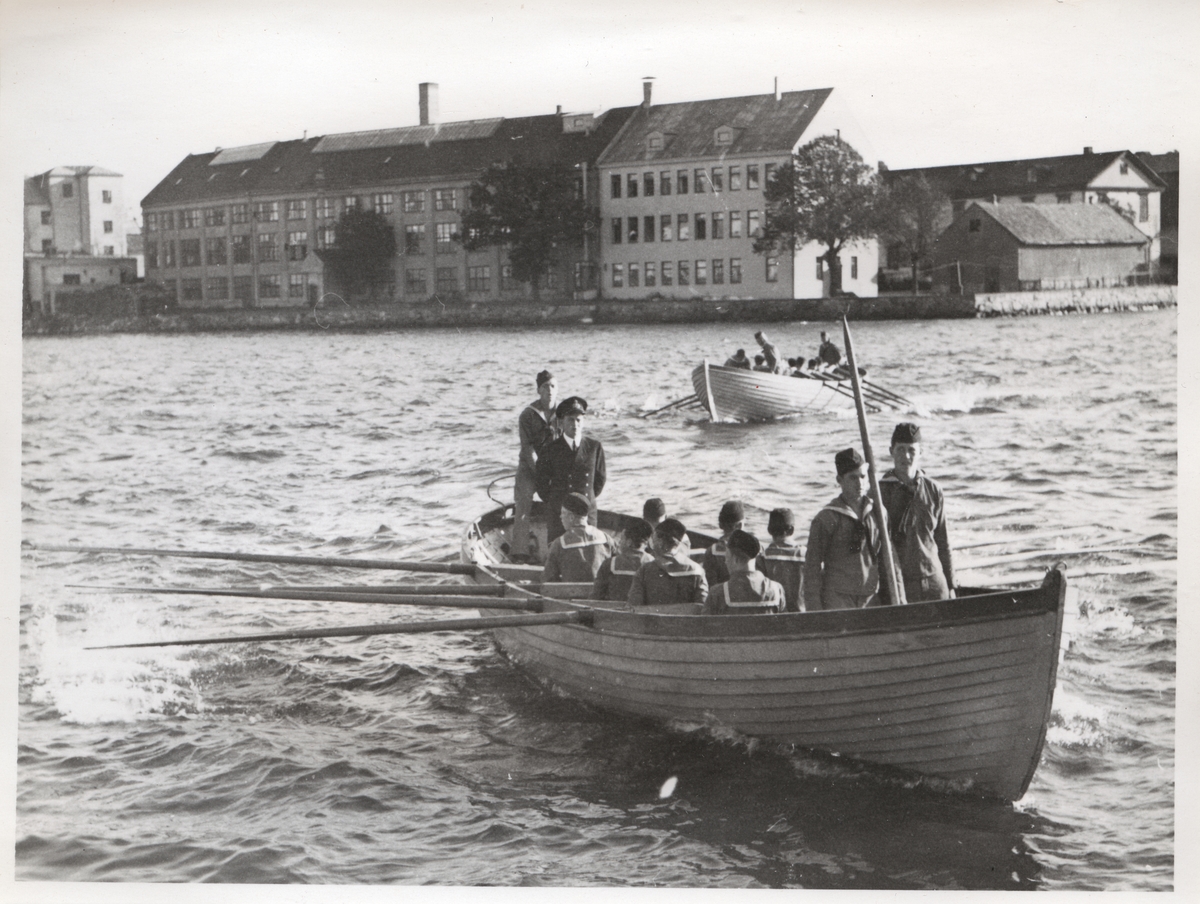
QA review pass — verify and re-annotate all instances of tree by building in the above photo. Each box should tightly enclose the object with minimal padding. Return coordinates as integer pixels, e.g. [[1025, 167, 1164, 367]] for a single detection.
[[754, 135, 881, 296], [878, 172, 949, 294], [460, 160, 596, 298], [319, 207, 396, 301]]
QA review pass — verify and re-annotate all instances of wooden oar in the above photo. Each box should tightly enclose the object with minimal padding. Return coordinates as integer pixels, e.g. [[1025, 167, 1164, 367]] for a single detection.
[[72, 585, 544, 611], [85, 610, 593, 650], [799, 371, 883, 412], [861, 379, 914, 409], [639, 394, 701, 418], [842, 316, 906, 607], [30, 543, 477, 575]]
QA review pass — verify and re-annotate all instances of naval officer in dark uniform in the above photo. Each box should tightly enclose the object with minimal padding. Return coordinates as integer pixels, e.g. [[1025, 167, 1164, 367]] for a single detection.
[[535, 396, 606, 544]]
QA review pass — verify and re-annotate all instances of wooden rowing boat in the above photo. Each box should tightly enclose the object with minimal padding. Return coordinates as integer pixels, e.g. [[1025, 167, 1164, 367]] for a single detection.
[[461, 502, 1066, 801]]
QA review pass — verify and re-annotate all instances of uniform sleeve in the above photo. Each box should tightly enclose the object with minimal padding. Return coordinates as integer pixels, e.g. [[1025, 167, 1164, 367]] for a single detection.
[[803, 515, 828, 611], [542, 543, 562, 583], [933, 486, 956, 590], [695, 568, 709, 605], [769, 579, 787, 611], [535, 443, 553, 500], [517, 409, 539, 471], [593, 442, 606, 498], [592, 558, 612, 601], [627, 565, 648, 607]]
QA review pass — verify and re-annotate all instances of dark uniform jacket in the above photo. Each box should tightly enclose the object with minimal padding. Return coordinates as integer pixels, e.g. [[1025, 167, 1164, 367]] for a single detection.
[[803, 495, 893, 610], [702, 538, 766, 589], [762, 540, 805, 612], [535, 435, 606, 542], [705, 572, 786, 614], [592, 549, 656, 602], [628, 553, 708, 607], [542, 524, 613, 583], [878, 468, 955, 602]]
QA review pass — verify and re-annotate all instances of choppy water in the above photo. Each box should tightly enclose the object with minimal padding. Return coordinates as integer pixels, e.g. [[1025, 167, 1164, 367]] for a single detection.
[[19, 312, 1176, 888]]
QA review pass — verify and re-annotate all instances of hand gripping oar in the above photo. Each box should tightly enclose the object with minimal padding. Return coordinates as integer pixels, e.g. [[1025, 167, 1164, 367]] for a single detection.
[[29, 543, 477, 576], [73, 585, 544, 611], [842, 316, 906, 607], [85, 610, 593, 650]]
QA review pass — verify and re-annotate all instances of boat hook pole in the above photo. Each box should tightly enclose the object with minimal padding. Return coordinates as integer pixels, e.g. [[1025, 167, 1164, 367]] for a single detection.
[[841, 316, 906, 607]]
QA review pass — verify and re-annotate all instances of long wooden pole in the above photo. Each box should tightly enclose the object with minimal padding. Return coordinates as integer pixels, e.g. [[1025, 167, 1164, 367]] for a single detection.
[[74, 585, 545, 611], [86, 610, 592, 650], [841, 316, 906, 607], [30, 544, 477, 576]]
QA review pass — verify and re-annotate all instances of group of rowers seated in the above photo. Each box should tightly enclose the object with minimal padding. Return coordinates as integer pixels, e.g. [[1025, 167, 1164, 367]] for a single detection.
[[541, 495, 805, 614], [724, 329, 862, 379]]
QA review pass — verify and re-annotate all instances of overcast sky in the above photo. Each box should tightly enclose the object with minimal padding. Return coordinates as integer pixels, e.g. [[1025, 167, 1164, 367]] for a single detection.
[[2, 0, 1197, 220]]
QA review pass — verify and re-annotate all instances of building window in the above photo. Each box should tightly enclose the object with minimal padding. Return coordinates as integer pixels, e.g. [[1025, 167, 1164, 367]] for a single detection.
[[712, 212, 724, 239], [677, 170, 689, 194], [160, 211, 174, 230], [747, 164, 760, 189], [730, 211, 742, 238], [103, 220, 113, 233], [257, 233, 278, 261], [627, 216, 639, 243], [766, 257, 779, 283], [695, 260, 707, 285], [41, 238, 53, 253], [694, 168, 707, 193], [435, 223, 457, 251], [611, 174, 622, 199], [372, 194, 393, 215], [645, 261, 657, 287], [661, 215, 673, 242], [643, 215, 656, 243], [1020, 195, 1035, 203], [730, 257, 742, 284], [662, 261, 674, 286], [205, 207, 226, 227], [1120, 161, 1130, 175], [287, 232, 308, 261], [764, 163, 777, 185], [316, 197, 335, 219], [319, 227, 335, 248], [287, 199, 308, 220], [544, 268, 558, 291], [816, 257, 824, 279], [231, 234, 251, 263], [103, 245, 114, 256], [232, 204, 250, 224], [660, 171, 671, 196], [711, 168, 724, 192], [162, 240, 176, 266], [62, 183, 73, 198], [259, 274, 281, 298], [207, 277, 228, 300], [694, 213, 707, 240], [102, 190, 112, 203], [748, 210, 761, 237], [1027, 167, 1038, 183], [629, 262, 640, 287], [406, 268, 427, 294], [405, 224, 425, 254], [968, 218, 981, 233], [712, 259, 724, 284], [678, 260, 690, 285], [503, 264, 520, 290], [729, 166, 742, 191], [62, 273, 81, 285], [181, 209, 199, 228], [468, 265, 491, 291], [254, 201, 279, 222], [145, 240, 157, 268], [1057, 193, 1072, 203], [233, 275, 253, 302], [39, 210, 51, 225], [627, 174, 639, 198], [1139, 192, 1149, 222], [435, 267, 457, 293], [146, 213, 157, 232], [611, 263, 624, 287], [180, 278, 202, 301], [402, 191, 424, 213], [206, 237, 226, 265], [644, 173, 655, 196], [677, 213, 690, 241], [851, 256, 858, 279], [433, 189, 456, 211], [344, 195, 359, 209], [289, 274, 307, 298], [611, 218, 622, 244]]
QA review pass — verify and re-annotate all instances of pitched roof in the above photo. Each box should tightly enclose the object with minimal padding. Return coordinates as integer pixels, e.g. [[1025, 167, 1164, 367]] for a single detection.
[[24, 176, 50, 206], [886, 150, 1165, 198], [142, 108, 636, 207], [966, 201, 1148, 245], [597, 89, 832, 165], [1136, 150, 1178, 177]]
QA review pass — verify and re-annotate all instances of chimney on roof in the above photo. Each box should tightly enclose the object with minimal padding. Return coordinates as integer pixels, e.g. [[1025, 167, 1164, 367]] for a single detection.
[[774, 77, 780, 101], [642, 77, 654, 108], [1083, 146, 1093, 155], [419, 82, 439, 126], [556, 105, 562, 115]]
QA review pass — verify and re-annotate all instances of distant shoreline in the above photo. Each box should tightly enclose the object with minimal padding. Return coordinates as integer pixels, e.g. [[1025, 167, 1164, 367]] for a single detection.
[[22, 286, 1175, 336]]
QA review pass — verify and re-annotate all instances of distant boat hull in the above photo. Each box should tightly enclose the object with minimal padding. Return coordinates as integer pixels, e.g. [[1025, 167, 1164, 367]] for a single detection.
[[462, 504, 1066, 801], [692, 360, 859, 421]]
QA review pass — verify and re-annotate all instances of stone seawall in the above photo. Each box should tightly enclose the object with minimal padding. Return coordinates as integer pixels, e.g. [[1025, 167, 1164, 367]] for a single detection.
[[22, 286, 1173, 336]]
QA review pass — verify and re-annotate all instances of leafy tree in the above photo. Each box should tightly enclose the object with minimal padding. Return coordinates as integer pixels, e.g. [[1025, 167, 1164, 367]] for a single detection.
[[754, 135, 881, 296], [319, 207, 396, 301], [460, 160, 596, 298], [878, 173, 949, 295]]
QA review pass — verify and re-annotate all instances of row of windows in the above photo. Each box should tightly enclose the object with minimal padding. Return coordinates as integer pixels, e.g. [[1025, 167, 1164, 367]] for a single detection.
[[146, 231, 333, 268], [57, 184, 111, 201], [405, 266, 554, 294], [174, 274, 312, 302], [610, 163, 776, 199], [146, 189, 460, 232], [611, 210, 760, 244], [39, 239, 116, 255], [610, 258, 752, 288]]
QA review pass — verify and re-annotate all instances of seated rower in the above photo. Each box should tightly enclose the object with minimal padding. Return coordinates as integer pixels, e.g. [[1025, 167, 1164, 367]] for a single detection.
[[542, 492, 613, 583], [628, 518, 709, 607], [644, 496, 691, 555], [752, 354, 772, 372], [724, 348, 752, 369], [705, 530, 786, 615], [593, 519, 656, 603], [761, 507, 805, 612], [702, 500, 747, 588], [818, 331, 842, 367]]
